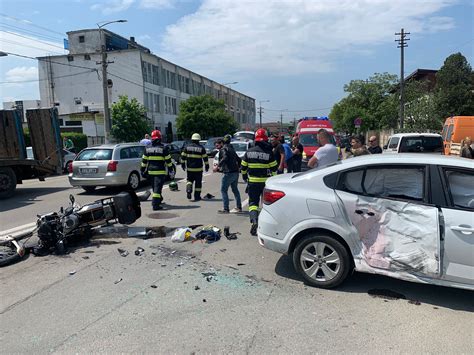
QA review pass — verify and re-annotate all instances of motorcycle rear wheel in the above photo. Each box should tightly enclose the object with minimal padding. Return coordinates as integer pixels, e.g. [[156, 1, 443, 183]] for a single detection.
[[0, 244, 22, 267]]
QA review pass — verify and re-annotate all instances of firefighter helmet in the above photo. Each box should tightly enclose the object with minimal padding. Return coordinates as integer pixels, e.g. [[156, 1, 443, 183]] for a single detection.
[[254, 128, 268, 142], [169, 181, 178, 191], [191, 133, 201, 141], [151, 130, 161, 140]]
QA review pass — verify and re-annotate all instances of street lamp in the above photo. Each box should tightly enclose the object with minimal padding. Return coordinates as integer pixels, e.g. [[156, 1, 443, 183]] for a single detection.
[[258, 99, 270, 128], [97, 19, 127, 143]]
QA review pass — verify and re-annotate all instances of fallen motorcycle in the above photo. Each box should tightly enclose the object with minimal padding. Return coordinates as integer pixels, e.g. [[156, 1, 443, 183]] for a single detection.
[[0, 190, 148, 265]]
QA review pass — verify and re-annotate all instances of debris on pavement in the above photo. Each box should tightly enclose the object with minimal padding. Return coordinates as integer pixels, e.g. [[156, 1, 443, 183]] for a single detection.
[[368, 289, 406, 301], [195, 226, 221, 244], [202, 299, 207, 302], [225, 265, 238, 270], [69, 270, 76, 276], [171, 227, 193, 243], [224, 226, 239, 240], [194, 286, 200, 290], [203, 193, 215, 199], [117, 248, 129, 257], [128, 227, 153, 238], [82, 256, 90, 260], [176, 261, 184, 267], [135, 247, 145, 256], [150, 284, 158, 288], [114, 278, 123, 284], [237, 263, 245, 266]]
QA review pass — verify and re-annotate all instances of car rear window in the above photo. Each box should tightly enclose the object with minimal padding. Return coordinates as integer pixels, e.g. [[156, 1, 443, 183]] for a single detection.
[[231, 143, 248, 151], [446, 125, 454, 142], [76, 149, 112, 161], [399, 136, 443, 153]]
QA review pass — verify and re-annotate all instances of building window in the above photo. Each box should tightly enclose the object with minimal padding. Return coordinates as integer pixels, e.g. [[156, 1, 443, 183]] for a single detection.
[[79, 35, 85, 43], [67, 55, 74, 62], [84, 54, 91, 60], [65, 120, 82, 126]]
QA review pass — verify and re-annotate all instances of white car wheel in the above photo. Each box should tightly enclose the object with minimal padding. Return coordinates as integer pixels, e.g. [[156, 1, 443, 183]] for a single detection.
[[128, 172, 140, 190]]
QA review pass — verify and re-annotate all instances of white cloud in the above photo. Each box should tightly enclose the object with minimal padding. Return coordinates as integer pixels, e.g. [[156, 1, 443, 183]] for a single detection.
[[91, 0, 135, 14], [139, 0, 175, 9], [161, 0, 457, 77], [137, 34, 152, 42], [5, 66, 38, 82]]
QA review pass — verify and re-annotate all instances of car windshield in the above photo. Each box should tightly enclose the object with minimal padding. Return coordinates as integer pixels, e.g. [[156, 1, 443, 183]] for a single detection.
[[205, 139, 220, 148], [231, 143, 248, 151], [299, 134, 336, 146], [76, 149, 113, 161]]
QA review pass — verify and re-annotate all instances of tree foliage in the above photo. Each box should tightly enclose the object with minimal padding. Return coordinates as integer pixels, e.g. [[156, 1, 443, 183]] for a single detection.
[[434, 52, 474, 119], [110, 95, 151, 143], [176, 95, 238, 139]]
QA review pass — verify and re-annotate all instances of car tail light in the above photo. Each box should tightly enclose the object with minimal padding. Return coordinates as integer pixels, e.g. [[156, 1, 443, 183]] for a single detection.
[[68, 162, 74, 173], [263, 188, 285, 205], [107, 160, 118, 172]]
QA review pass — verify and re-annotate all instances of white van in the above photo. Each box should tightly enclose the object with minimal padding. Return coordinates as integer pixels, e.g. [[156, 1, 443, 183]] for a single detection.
[[383, 133, 443, 154]]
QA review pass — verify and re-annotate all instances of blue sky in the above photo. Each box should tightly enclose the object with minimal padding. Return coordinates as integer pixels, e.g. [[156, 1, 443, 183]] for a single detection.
[[0, 0, 472, 123]]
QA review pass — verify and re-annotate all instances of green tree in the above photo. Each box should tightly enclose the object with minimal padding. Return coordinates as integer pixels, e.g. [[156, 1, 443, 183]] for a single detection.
[[434, 52, 474, 120], [110, 95, 151, 142], [176, 95, 238, 139], [403, 81, 439, 131], [330, 73, 398, 132]]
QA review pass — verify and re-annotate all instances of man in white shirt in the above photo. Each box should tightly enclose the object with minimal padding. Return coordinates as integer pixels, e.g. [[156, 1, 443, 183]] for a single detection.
[[308, 129, 339, 169]]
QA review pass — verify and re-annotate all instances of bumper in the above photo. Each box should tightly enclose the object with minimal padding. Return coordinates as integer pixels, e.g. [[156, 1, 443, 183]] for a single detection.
[[68, 173, 127, 187], [257, 209, 290, 254]]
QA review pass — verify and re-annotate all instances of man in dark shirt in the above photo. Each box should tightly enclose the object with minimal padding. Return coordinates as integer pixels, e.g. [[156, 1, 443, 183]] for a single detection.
[[288, 135, 304, 172], [270, 134, 285, 174], [367, 136, 383, 154]]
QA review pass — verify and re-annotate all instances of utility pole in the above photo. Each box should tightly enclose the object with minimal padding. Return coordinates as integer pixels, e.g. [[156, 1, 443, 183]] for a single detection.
[[280, 111, 283, 132], [258, 99, 270, 128], [395, 28, 410, 129]]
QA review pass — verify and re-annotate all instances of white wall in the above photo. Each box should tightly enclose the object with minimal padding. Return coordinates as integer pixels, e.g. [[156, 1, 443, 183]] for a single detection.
[[39, 50, 144, 116]]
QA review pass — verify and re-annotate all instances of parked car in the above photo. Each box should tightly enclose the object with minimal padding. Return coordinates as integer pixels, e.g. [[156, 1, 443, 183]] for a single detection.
[[383, 133, 443, 154], [199, 140, 208, 146], [27, 147, 76, 173], [165, 143, 182, 164], [258, 154, 473, 290], [204, 137, 222, 158], [230, 140, 253, 159], [69, 143, 173, 192], [233, 131, 255, 142], [171, 140, 189, 151]]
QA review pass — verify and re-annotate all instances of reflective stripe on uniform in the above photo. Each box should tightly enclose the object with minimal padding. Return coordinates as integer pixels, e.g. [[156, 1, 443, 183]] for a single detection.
[[195, 188, 202, 192], [167, 162, 173, 167], [248, 176, 268, 183], [248, 163, 271, 169], [165, 155, 172, 160], [269, 161, 277, 167], [187, 167, 203, 172], [186, 181, 193, 185], [186, 154, 203, 159], [141, 163, 147, 167], [152, 193, 162, 198], [249, 206, 259, 212], [147, 156, 165, 161], [148, 170, 167, 175], [142, 155, 148, 160], [241, 160, 248, 167]]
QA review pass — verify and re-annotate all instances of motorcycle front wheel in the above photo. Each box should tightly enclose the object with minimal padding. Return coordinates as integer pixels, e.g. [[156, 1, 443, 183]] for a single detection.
[[0, 244, 22, 267]]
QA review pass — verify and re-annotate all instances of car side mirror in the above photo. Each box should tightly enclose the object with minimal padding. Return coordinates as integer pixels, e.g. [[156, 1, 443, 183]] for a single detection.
[[69, 194, 75, 205], [383, 145, 388, 149]]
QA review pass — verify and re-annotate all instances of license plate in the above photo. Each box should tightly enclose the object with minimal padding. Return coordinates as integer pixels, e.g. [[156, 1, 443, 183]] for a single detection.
[[80, 168, 98, 174]]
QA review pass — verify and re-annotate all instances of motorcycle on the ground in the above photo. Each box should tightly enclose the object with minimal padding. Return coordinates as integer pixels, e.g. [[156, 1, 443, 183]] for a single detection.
[[0, 191, 147, 266]]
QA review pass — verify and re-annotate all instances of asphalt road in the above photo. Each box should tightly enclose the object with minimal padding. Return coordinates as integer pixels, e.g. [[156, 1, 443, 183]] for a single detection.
[[1, 168, 473, 353]]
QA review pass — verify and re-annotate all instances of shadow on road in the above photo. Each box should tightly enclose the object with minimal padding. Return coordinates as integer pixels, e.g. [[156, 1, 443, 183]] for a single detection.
[[0, 187, 72, 212], [275, 254, 474, 312]]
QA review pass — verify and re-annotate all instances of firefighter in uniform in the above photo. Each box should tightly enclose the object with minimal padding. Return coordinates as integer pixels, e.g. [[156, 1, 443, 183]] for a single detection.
[[141, 130, 174, 210], [181, 133, 209, 201], [241, 128, 277, 236]]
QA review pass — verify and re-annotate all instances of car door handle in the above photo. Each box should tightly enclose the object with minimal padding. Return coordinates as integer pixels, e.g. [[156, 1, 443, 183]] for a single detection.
[[451, 225, 474, 234], [355, 209, 364, 215]]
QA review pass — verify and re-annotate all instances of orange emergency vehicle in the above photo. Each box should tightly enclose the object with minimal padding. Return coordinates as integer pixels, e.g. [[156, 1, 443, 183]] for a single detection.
[[441, 116, 474, 155]]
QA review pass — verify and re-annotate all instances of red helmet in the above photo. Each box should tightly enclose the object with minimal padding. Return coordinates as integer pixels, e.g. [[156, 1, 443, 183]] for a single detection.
[[254, 128, 268, 142], [151, 130, 161, 140]]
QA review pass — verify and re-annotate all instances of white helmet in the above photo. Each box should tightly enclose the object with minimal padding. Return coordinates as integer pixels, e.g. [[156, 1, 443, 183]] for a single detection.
[[191, 133, 201, 141]]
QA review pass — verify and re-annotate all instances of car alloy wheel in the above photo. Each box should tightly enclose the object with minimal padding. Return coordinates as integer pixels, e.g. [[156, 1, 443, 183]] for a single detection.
[[300, 242, 341, 282], [128, 172, 140, 190], [293, 234, 351, 288]]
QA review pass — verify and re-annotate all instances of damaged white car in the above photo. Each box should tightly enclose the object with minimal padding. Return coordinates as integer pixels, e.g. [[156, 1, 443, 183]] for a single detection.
[[258, 154, 474, 290]]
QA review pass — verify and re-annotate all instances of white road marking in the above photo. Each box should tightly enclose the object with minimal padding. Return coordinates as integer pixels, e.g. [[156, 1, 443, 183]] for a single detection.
[[0, 222, 37, 238]]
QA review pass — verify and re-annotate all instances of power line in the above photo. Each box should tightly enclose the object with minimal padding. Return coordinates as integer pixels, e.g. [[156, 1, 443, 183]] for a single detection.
[[264, 107, 332, 112], [0, 13, 65, 37], [2, 30, 64, 50], [0, 22, 64, 42], [0, 38, 64, 55], [0, 69, 97, 84]]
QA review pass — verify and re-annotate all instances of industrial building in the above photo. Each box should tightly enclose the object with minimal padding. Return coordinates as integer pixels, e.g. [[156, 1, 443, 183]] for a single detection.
[[37, 28, 256, 141]]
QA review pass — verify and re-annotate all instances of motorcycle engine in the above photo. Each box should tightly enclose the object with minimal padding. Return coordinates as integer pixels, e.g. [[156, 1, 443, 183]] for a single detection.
[[62, 214, 80, 233]]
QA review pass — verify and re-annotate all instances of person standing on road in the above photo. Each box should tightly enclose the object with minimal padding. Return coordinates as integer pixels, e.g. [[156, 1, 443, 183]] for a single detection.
[[140, 134, 152, 146], [308, 129, 339, 169], [288, 135, 304, 173], [217, 134, 242, 214], [241, 129, 278, 236], [270, 134, 286, 174], [181, 133, 209, 201], [367, 135, 382, 154], [141, 130, 174, 211], [63, 136, 75, 153], [461, 137, 473, 158], [346, 135, 370, 158]]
